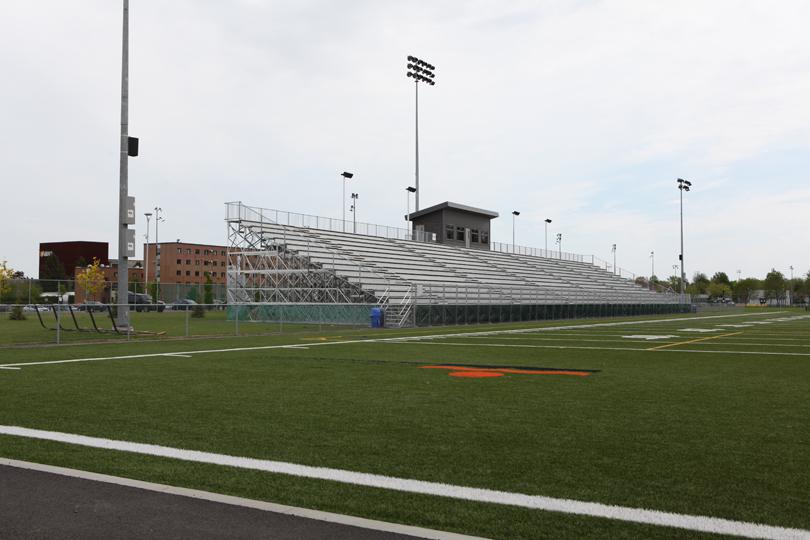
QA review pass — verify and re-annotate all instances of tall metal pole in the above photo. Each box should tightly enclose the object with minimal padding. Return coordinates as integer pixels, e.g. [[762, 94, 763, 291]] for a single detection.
[[117, 0, 130, 328], [650, 250, 655, 278], [612, 244, 617, 275], [144, 212, 151, 290], [342, 176, 346, 232], [414, 80, 419, 211], [679, 187, 685, 297], [544, 221, 548, 253], [154, 207, 162, 301], [512, 214, 515, 252]]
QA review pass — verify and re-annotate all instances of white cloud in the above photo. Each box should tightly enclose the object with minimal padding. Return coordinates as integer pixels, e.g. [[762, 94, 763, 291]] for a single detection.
[[1, 0, 809, 279]]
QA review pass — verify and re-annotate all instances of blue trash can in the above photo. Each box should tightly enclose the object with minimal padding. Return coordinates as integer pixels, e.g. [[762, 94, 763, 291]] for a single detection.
[[370, 308, 384, 328]]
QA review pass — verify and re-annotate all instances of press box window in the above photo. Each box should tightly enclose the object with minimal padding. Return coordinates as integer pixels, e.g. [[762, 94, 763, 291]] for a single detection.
[[445, 225, 454, 240], [471, 229, 480, 243], [455, 226, 465, 241], [481, 231, 489, 244]]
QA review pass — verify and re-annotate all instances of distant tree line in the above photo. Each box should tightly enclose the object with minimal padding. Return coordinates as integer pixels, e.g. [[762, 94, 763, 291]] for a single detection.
[[638, 269, 809, 305]]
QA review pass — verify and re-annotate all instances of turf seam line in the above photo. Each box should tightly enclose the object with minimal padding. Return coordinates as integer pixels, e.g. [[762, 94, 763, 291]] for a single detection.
[[646, 332, 744, 351], [0, 458, 486, 540], [1, 426, 808, 540]]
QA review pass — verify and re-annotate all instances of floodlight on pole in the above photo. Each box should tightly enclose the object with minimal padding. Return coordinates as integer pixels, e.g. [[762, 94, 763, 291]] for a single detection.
[[405, 186, 417, 236], [341, 172, 354, 232], [406, 55, 436, 212], [544, 218, 552, 255], [511, 211, 520, 252], [677, 178, 692, 299], [350, 192, 359, 234]]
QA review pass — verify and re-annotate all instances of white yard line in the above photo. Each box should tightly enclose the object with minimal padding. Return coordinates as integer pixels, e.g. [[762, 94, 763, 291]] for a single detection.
[[0, 426, 806, 539], [0, 458, 485, 540], [393, 341, 810, 357], [0, 311, 792, 370]]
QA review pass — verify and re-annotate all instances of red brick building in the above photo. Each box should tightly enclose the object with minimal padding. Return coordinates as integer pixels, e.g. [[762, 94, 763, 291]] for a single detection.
[[39, 241, 109, 279], [143, 242, 228, 287], [73, 261, 144, 303]]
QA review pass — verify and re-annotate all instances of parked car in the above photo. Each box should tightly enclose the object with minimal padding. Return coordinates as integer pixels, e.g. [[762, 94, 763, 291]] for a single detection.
[[126, 292, 164, 312], [169, 299, 198, 311], [77, 301, 106, 312]]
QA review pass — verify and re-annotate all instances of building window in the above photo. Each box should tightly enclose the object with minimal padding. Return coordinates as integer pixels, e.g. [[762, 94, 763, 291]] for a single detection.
[[186, 271, 190, 276], [176, 259, 181, 264], [184, 259, 190, 265], [176, 247, 181, 254], [445, 225, 454, 240], [455, 226, 465, 241], [471, 229, 479, 243], [176, 270, 181, 276], [195, 271, 200, 277], [481, 231, 489, 244], [195, 260, 201, 265], [220, 250, 226, 256], [204, 260, 210, 266], [195, 249, 200, 255], [185, 248, 191, 254], [221, 272, 226, 277]]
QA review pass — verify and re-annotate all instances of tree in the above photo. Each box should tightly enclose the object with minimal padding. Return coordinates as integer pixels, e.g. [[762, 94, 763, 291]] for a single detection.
[[711, 272, 730, 285], [40, 253, 67, 292], [0, 261, 12, 302], [763, 269, 787, 305], [733, 277, 760, 304], [707, 282, 732, 300], [688, 272, 710, 295], [203, 272, 214, 307], [76, 258, 105, 302]]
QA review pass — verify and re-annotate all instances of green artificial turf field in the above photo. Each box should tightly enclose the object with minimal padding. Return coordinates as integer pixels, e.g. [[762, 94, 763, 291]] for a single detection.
[[1, 309, 809, 539]]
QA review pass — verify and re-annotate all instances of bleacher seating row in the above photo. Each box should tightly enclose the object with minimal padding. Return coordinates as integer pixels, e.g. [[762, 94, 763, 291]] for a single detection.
[[232, 220, 680, 326]]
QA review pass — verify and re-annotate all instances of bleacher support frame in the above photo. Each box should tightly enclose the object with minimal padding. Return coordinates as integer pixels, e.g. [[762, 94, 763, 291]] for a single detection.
[[226, 202, 690, 328]]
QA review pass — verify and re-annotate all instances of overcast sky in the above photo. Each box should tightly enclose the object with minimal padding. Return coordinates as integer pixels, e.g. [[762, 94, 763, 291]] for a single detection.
[[2, 1, 809, 280]]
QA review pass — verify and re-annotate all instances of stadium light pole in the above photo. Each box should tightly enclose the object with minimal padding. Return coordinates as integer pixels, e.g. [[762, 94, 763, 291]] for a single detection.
[[650, 250, 655, 278], [544, 218, 552, 255], [556, 233, 562, 259], [341, 172, 353, 232], [116, 0, 132, 328], [154, 207, 164, 301], [406, 55, 435, 211], [405, 186, 416, 236], [790, 265, 794, 280], [143, 212, 152, 290], [512, 211, 520, 253], [350, 192, 359, 234], [611, 244, 617, 275], [677, 178, 692, 299]]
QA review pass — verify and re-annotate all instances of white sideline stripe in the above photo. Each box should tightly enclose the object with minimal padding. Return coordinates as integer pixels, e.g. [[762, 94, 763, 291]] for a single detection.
[[0, 458, 485, 540], [395, 341, 810, 357], [0, 366, 21, 370], [0, 311, 789, 369], [163, 354, 192, 358], [0, 426, 806, 540]]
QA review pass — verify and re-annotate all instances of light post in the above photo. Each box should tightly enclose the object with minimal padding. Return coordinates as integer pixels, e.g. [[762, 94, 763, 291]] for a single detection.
[[611, 244, 617, 275], [144, 212, 152, 292], [512, 211, 520, 253], [556, 233, 562, 259], [405, 186, 416, 238], [673, 264, 680, 290], [154, 207, 164, 302], [341, 172, 353, 232], [790, 265, 794, 280], [544, 218, 552, 255], [650, 250, 655, 279], [350, 193, 358, 234], [677, 178, 692, 298], [406, 55, 435, 212]]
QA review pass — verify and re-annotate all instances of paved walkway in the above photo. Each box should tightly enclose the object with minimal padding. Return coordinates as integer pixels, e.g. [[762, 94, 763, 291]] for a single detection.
[[0, 461, 479, 540]]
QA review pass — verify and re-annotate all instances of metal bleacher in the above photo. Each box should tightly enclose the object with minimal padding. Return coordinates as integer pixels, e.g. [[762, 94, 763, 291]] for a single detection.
[[226, 203, 683, 327]]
